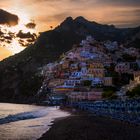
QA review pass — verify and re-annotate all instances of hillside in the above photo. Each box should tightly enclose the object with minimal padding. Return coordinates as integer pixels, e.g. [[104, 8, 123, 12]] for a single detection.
[[125, 29, 140, 49], [0, 16, 139, 103]]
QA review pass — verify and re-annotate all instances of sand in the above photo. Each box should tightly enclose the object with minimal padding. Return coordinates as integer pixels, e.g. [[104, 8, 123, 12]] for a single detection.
[[38, 108, 140, 140]]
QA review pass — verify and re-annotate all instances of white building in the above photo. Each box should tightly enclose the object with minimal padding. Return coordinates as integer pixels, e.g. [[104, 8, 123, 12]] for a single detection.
[[91, 78, 103, 86], [70, 72, 83, 79], [64, 79, 81, 87], [104, 41, 118, 51], [81, 67, 88, 75], [86, 35, 95, 42]]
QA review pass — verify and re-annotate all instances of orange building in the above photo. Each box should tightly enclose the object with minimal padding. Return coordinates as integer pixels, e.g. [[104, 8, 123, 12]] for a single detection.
[[53, 86, 74, 94]]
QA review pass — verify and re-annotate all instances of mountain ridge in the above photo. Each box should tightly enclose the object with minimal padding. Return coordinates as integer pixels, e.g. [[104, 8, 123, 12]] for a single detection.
[[0, 16, 139, 102]]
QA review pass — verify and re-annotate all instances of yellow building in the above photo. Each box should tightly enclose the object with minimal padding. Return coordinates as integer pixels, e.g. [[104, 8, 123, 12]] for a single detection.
[[61, 60, 70, 69], [53, 86, 74, 94], [88, 68, 105, 78], [103, 77, 112, 86], [87, 62, 104, 78], [89, 62, 104, 69]]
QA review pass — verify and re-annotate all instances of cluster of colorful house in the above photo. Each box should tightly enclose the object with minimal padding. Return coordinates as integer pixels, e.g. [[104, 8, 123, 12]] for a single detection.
[[38, 36, 140, 103]]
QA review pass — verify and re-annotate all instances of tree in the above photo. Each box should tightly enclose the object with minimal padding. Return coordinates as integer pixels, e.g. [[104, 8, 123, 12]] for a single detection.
[[122, 53, 136, 62], [126, 85, 140, 98], [126, 91, 134, 98], [120, 73, 133, 85], [83, 80, 92, 87], [102, 90, 117, 99]]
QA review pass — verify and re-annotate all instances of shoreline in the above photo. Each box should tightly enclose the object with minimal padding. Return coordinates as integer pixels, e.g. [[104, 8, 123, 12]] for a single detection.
[[0, 103, 70, 140], [38, 107, 140, 140]]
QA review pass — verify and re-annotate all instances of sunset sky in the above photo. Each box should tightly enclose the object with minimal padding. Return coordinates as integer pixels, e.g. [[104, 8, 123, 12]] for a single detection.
[[0, 0, 140, 60]]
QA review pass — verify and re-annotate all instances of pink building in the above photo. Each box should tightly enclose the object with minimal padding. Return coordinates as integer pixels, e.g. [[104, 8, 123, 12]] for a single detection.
[[87, 91, 102, 100], [69, 89, 103, 101]]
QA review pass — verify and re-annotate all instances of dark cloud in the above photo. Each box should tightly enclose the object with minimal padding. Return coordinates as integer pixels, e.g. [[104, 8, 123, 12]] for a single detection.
[[0, 27, 15, 44], [25, 22, 36, 29], [3, 36, 12, 40], [42, 0, 140, 6], [0, 0, 140, 30], [99, 0, 140, 6], [17, 32, 37, 47], [0, 9, 19, 26], [0, 30, 4, 36], [17, 30, 37, 40], [68, 0, 140, 6]]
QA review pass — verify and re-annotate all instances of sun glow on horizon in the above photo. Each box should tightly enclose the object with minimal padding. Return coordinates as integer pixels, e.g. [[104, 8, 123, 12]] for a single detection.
[[0, 8, 37, 55], [8, 8, 35, 33], [0, 47, 12, 61]]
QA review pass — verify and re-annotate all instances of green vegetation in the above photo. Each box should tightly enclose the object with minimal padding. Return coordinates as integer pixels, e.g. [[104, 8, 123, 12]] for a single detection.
[[126, 85, 140, 98], [111, 72, 133, 86], [102, 90, 117, 100], [83, 80, 92, 87], [120, 73, 134, 85], [102, 86, 117, 99], [103, 86, 117, 92], [122, 53, 136, 62], [129, 38, 140, 49]]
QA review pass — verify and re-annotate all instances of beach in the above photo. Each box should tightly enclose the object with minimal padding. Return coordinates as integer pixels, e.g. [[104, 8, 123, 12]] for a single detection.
[[38, 108, 140, 140], [0, 103, 70, 140]]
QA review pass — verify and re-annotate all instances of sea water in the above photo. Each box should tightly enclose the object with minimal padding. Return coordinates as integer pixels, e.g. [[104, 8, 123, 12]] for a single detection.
[[0, 103, 69, 140]]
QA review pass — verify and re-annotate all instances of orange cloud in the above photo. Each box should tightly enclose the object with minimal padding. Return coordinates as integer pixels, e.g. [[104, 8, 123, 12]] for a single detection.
[[1, 0, 139, 31]]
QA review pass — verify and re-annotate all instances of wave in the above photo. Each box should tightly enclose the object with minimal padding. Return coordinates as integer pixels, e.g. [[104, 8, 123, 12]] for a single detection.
[[0, 109, 48, 125]]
